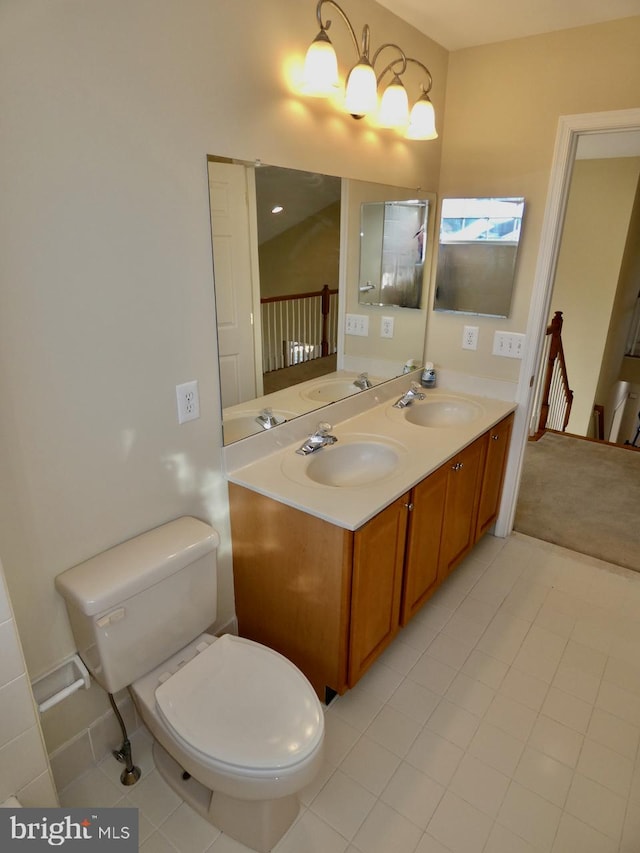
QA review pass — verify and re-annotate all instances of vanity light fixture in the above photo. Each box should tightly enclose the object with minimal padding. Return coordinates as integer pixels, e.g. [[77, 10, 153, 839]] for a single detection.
[[301, 0, 437, 139]]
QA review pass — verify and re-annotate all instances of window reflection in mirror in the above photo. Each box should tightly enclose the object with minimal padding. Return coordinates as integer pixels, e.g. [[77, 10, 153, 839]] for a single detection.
[[358, 200, 429, 308], [434, 197, 525, 318]]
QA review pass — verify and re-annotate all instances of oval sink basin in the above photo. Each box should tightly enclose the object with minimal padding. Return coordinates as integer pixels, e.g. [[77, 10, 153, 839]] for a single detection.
[[281, 436, 406, 488], [306, 442, 399, 487], [404, 397, 483, 428]]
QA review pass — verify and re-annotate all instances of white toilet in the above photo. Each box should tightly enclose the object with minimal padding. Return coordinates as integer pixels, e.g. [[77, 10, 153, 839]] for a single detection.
[[55, 517, 324, 852]]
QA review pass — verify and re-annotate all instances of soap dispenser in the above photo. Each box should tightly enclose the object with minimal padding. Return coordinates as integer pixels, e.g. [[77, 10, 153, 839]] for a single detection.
[[420, 362, 437, 388]]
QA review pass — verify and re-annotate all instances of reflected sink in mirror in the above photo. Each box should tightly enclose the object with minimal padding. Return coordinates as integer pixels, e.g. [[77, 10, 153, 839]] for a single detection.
[[404, 396, 483, 428], [300, 376, 382, 404], [282, 436, 407, 488]]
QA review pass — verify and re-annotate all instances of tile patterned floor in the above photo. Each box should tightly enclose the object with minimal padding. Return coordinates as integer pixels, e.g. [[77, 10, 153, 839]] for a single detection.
[[59, 533, 640, 852]]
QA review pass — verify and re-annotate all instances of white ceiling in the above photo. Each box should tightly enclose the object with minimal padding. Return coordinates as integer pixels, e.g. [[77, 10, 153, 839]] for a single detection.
[[377, 0, 640, 50]]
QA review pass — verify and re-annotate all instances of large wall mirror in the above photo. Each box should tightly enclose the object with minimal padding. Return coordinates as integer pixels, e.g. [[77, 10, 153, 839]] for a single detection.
[[434, 197, 525, 317], [208, 157, 434, 444]]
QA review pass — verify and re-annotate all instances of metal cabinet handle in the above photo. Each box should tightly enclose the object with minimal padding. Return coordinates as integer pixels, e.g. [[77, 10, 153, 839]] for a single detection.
[[404, 502, 414, 511], [491, 434, 500, 441], [451, 461, 464, 471]]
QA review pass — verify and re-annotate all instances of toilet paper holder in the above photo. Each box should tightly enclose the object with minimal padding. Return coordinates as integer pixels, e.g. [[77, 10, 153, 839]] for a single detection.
[[31, 653, 90, 713]]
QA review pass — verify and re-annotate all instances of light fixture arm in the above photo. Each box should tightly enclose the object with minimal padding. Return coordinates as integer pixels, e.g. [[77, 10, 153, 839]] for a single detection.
[[372, 43, 407, 84], [405, 57, 434, 95], [376, 53, 433, 95], [315, 0, 368, 60]]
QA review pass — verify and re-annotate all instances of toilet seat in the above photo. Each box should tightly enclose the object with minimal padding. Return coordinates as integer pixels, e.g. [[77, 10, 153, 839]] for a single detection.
[[155, 634, 323, 773]]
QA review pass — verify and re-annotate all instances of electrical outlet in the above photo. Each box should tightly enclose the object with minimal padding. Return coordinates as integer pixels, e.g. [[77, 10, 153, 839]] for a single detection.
[[493, 331, 526, 359], [176, 380, 200, 424], [462, 325, 479, 350], [345, 314, 369, 336], [381, 316, 394, 338]]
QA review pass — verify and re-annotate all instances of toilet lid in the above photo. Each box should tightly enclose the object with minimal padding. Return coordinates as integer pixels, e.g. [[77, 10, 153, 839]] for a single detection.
[[155, 635, 323, 771]]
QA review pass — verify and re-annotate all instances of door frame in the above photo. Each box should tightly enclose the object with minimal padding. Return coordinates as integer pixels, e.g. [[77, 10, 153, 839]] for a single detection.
[[495, 108, 640, 537]]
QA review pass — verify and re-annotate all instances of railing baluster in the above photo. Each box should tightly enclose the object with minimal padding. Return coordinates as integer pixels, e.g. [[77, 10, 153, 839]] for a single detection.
[[259, 286, 338, 373], [533, 311, 574, 438]]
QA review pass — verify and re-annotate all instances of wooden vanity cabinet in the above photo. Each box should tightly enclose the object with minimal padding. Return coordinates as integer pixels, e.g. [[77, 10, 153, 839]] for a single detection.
[[229, 412, 514, 699]]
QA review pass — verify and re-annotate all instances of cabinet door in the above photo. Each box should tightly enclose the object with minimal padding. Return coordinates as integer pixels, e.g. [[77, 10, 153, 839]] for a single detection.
[[439, 436, 487, 579], [229, 484, 353, 699], [476, 414, 514, 539], [401, 464, 448, 625], [348, 493, 409, 686]]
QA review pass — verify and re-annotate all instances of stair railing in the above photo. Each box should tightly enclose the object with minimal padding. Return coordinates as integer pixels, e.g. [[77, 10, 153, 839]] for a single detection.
[[532, 310, 574, 439], [260, 284, 338, 373]]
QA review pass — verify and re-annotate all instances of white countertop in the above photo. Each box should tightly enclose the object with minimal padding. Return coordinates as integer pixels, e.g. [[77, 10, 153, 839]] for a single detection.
[[226, 382, 516, 531]]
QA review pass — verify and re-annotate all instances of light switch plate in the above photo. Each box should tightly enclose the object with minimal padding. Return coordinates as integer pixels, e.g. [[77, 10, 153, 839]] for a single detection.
[[345, 314, 369, 336], [493, 331, 525, 358]]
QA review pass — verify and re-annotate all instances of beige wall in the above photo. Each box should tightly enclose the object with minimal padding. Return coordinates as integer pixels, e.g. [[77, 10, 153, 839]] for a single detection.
[[429, 18, 640, 383], [551, 158, 640, 435], [0, 0, 446, 751], [259, 202, 341, 298]]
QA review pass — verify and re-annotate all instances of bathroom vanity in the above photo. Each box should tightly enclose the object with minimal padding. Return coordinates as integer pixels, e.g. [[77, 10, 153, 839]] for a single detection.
[[226, 379, 514, 701]]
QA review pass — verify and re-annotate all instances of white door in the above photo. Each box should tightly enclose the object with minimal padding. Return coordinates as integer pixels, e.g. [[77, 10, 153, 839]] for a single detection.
[[208, 161, 261, 407]]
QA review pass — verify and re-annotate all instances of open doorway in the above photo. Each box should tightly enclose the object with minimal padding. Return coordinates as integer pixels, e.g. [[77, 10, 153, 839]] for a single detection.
[[506, 112, 640, 570], [529, 137, 640, 444], [497, 109, 640, 541]]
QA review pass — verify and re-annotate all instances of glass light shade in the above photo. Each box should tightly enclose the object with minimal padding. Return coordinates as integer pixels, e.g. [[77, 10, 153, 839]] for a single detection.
[[406, 94, 438, 140], [344, 59, 378, 117], [302, 32, 339, 97], [377, 75, 409, 129]]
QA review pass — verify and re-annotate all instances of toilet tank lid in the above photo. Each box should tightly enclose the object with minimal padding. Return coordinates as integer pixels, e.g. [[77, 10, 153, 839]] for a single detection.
[[55, 517, 219, 617]]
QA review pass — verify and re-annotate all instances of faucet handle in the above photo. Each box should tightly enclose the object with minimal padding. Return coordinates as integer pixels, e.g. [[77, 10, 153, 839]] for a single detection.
[[315, 422, 333, 435]]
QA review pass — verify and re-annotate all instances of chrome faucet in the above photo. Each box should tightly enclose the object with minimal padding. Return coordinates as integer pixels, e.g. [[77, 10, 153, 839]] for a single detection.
[[354, 372, 373, 390], [255, 407, 284, 430], [393, 382, 426, 409], [296, 422, 338, 455]]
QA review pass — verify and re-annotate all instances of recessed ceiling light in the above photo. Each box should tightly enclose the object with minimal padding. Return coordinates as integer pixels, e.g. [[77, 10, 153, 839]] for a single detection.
[[271, 205, 284, 214]]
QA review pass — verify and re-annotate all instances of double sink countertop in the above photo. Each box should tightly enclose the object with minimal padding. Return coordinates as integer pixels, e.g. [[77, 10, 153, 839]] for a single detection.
[[224, 372, 517, 531]]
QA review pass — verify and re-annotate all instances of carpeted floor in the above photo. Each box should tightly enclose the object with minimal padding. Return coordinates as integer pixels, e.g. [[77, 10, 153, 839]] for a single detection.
[[514, 430, 640, 572]]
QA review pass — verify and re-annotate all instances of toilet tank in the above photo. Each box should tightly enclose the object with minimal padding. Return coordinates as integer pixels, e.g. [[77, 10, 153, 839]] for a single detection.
[[55, 517, 219, 694]]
